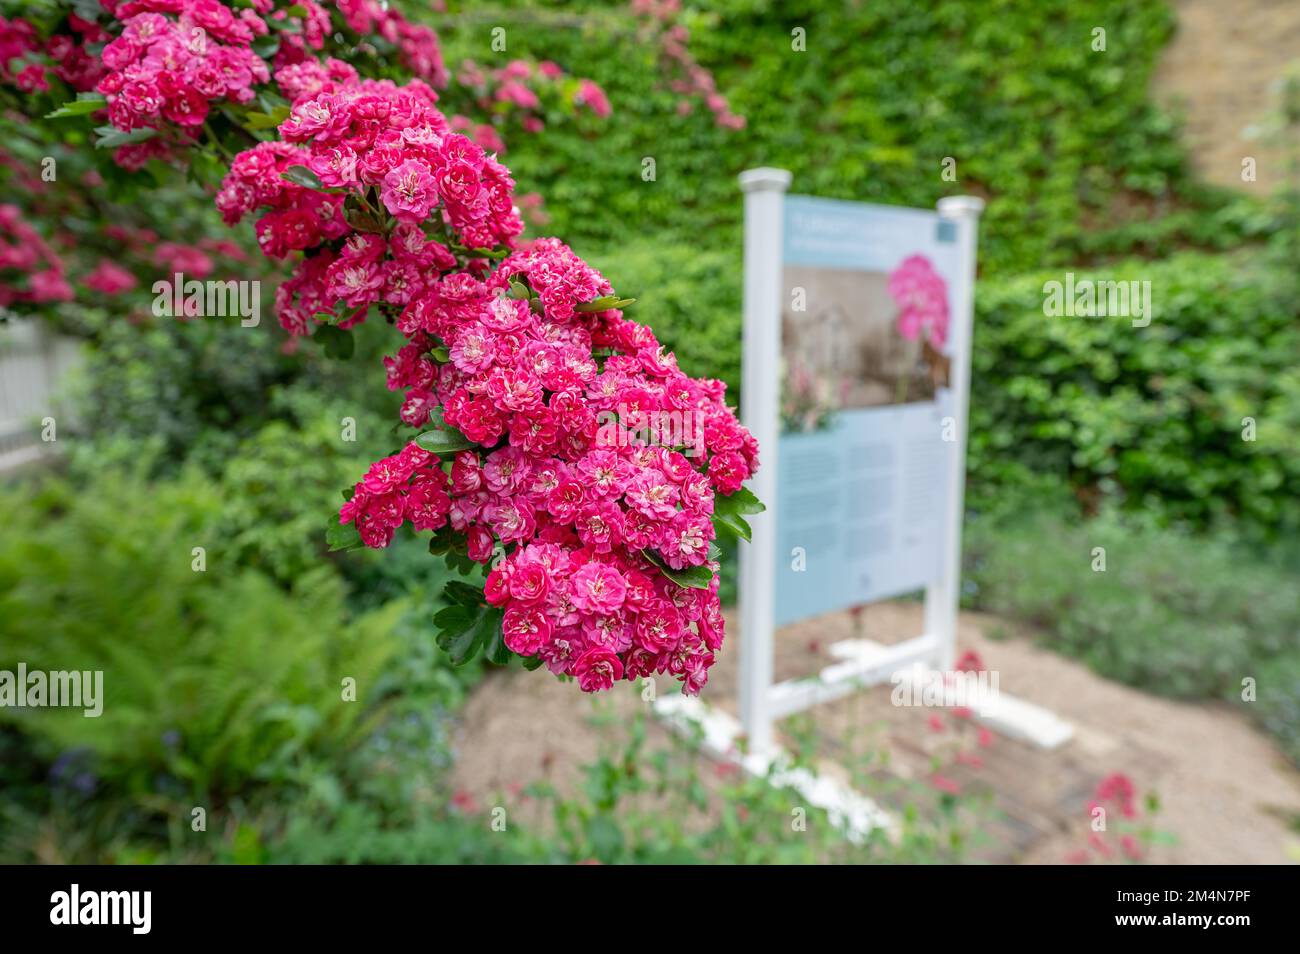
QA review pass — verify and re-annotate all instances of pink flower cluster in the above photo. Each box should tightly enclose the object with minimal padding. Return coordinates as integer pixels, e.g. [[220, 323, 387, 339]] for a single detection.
[[329, 0, 448, 88], [97, 2, 274, 133], [0, 14, 105, 93], [273, 56, 360, 105], [217, 79, 522, 335], [357, 232, 758, 695], [0, 16, 41, 90], [340, 441, 452, 547], [575, 79, 612, 119], [92, 0, 449, 169], [456, 59, 611, 138], [0, 204, 72, 307], [83, 260, 139, 296], [203, 67, 755, 696], [888, 254, 950, 349], [1090, 772, 1138, 820], [1070, 772, 1145, 863], [631, 0, 745, 129]]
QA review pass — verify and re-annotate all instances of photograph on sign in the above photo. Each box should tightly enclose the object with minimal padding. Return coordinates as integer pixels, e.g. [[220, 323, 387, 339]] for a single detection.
[[774, 197, 964, 626]]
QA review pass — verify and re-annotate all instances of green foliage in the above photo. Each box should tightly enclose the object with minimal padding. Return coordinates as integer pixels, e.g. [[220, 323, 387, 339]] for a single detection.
[[527, 701, 993, 863], [197, 396, 383, 585], [963, 510, 1300, 759], [259, 802, 540, 864], [432, 580, 509, 667], [0, 470, 405, 807], [448, 0, 1246, 274], [63, 312, 408, 476], [969, 251, 1300, 534], [61, 314, 296, 474], [0, 466, 495, 863], [226, 615, 512, 864], [1254, 654, 1300, 768]]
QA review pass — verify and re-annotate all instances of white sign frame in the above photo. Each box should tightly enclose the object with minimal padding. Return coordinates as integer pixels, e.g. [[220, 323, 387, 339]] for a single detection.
[[737, 168, 991, 756], [650, 171, 1065, 841]]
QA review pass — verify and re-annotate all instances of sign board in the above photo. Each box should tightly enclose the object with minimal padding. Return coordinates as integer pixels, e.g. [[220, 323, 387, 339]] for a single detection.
[[774, 196, 964, 625], [736, 168, 984, 754]]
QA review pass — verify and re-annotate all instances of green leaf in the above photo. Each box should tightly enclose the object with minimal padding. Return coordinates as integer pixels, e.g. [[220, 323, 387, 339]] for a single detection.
[[415, 427, 477, 455], [427, 522, 475, 558], [252, 36, 280, 59], [325, 520, 363, 552], [432, 606, 480, 665], [584, 814, 625, 863], [46, 94, 106, 119], [280, 165, 323, 190], [442, 580, 487, 606], [712, 511, 752, 543], [313, 324, 354, 360], [574, 295, 621, 313], [433, 598, 503, 667], [483, 624, 513, 666], [345, 207, 384, 233], [521, 655, 546, 671], [575, 295, 636, 313], [93, 126, 157, 149], [642, 549, 715, 589], [446, 552, 481, 576], [244, 105, 290, 130], [715, 485, 765, 517]]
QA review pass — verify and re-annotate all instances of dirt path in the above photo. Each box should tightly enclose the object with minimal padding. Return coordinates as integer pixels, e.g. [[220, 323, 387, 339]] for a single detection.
[[450, 602, 1300, 864]]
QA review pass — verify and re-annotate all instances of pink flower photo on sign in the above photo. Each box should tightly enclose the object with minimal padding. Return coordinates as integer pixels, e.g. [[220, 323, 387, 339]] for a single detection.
[[887, 254, 950, 350]]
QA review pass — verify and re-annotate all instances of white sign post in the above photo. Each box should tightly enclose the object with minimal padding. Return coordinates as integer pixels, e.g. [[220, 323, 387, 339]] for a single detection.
[[737, 167, 791, 758], [734, 171, 1072, 756], [654, 171, 1068, 841], [924, 195, 984, 673]]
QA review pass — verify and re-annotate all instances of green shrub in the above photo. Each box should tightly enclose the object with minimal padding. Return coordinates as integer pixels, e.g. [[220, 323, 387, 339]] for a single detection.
[[963, 510, 1300, 758], [969, 251, 1300, 535], [63, 308, 407, 477], [63, 315, 300, 475], [1255, 654, 1300, 767], [202, 389, 396, 587], [447, 0, 1246, 274], [0, 470, 406, 808], [587, 241, 742, 394]]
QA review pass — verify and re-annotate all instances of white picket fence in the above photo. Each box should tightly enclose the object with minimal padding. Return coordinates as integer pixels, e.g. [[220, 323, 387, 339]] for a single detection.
[[0, 318, 80, 473]]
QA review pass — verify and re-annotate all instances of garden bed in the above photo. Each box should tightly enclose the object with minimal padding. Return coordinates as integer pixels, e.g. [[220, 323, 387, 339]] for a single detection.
[[451, 602, 1300, 864]]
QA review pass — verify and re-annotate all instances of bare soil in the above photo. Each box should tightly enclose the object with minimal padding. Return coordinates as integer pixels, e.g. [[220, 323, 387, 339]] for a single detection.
[[450, 601, 1300, 864]]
